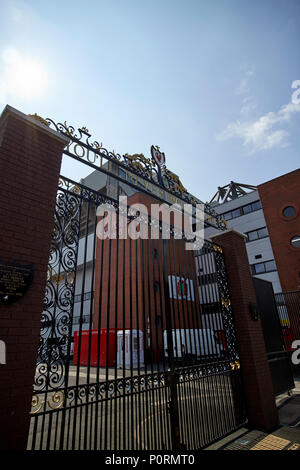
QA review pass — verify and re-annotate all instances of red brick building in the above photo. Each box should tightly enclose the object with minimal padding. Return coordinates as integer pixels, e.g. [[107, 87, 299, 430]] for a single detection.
[[93, 192, 201, 362], [258, 168, 300, 293]]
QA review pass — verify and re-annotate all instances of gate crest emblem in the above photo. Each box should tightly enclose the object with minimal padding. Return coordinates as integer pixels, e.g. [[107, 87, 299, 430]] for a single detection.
[[151, 145, 165, 167]]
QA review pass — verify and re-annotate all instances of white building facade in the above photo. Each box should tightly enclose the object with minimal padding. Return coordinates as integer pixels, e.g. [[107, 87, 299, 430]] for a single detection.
[[205, 183, 282, 294]]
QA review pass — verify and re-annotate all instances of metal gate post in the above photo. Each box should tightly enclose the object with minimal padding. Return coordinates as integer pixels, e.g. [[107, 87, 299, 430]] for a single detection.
[[162, 238, 182, 450]]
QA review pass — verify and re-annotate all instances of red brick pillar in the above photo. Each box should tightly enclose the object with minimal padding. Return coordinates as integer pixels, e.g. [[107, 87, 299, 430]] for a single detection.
[[211, 229, 279, 432], [0, 105, 69, 449]]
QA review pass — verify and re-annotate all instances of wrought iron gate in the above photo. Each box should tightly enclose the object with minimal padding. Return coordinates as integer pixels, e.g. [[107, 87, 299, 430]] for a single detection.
[[253, 278, 294, 396], [27, 119, 246, 450]]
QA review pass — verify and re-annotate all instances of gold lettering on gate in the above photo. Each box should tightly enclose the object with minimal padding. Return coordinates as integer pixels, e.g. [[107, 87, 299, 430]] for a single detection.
[[125, 170, 138, 186], [158, 188, 165, 199], [137, 177, 151, 192], [86, 149, 98, 164], [74, 144, 85, 159]]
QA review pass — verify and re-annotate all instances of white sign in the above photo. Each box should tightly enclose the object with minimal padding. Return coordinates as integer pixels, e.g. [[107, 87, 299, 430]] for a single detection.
[[168, 275, 195, 301]]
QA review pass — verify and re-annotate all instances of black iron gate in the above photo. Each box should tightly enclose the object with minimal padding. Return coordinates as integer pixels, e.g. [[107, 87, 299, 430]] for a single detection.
[[27, 119, 246, 450], [253, 278, 294, 396]]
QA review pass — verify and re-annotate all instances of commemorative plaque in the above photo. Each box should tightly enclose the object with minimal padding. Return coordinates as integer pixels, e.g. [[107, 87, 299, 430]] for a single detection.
[[0, 262, 34, 305]]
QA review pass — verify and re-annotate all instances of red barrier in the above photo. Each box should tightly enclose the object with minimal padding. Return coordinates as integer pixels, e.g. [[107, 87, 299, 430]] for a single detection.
[[73, 329, 120, 367]]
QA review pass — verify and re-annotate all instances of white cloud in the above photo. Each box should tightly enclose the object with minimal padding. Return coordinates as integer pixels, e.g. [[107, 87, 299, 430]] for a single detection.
[[235, 65, 257, 116], [217, 94, 300, 154], [236, 78, 249, 96], [240, 96, 257, 116], [236, 64, 255, 96], [221, 64, 300, 153]]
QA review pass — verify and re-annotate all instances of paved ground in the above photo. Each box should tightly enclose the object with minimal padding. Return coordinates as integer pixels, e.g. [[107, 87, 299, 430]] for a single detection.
[[205, 378, 300, 450]]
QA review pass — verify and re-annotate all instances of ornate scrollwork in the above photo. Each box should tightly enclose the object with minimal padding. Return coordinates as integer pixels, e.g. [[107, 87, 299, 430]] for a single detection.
[[177, 360, 234, 383], [80, 126, 90, 135], [43, 372, 168, 412], [124, 153, 152, 175], [47, 390, 65, 409], [221, 297, 231, 308], [213, 244, 239, 360], [162, 168, 187, 196], [30, 394, 44, 415], [34, 186, 81, 393], [230, 360, 240, 371], [45, 117, 226, 230], [213, 244, 223, 254], [30, 391, 65, 414]]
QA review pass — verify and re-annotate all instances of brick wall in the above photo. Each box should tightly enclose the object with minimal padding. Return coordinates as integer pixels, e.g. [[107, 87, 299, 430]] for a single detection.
[[0, 106, 68, 449], [258, 169, 300, 292]]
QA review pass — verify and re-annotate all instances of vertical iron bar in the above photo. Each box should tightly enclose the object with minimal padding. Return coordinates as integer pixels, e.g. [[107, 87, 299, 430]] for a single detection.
[[162, 235, 181, 450]]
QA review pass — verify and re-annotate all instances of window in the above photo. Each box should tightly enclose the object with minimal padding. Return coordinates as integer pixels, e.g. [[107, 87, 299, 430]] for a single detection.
[[223, 212, 232, 221], [251, 259, 277, 275], [231, 208, 242, 218], [283, 206, 295, 218], [258, 227, 268, 238], [265, 260, 276, 271], [253, 263, 265, 274], [221, 200, 262, 222], [291, 236, 300, 248], [246, 227, 268, 242], [251, 201, 262, 212], [248, 231, 258, 242], [242, 204, 252, 215]]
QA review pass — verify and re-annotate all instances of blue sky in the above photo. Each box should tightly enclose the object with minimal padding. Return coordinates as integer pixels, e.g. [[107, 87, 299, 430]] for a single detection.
[[1, 0, 300, 202]]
